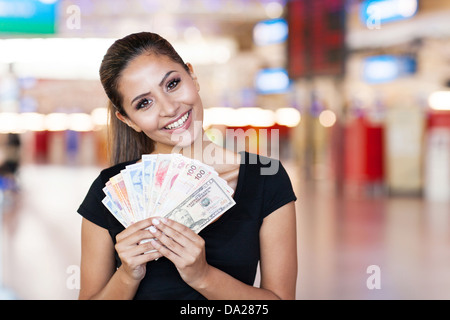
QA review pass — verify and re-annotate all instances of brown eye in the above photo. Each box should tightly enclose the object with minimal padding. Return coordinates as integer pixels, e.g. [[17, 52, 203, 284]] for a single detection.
[[167, 78, 181, 91], [136, 98, 152, 110]]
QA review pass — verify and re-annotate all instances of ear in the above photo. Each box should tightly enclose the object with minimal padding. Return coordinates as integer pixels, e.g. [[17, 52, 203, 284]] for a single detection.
[[115, 111, 142, 132], [186, 62, 200, 92]]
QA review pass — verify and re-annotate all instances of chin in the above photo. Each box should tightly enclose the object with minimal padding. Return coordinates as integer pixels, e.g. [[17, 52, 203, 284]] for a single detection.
[[173, 131, 199, 147]]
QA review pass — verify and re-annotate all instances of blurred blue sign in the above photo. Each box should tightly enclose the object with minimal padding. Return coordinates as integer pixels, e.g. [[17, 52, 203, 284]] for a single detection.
[[253, 18, 288, 46], [360, 0, 418, 26], [0, 0, 59, 34], [363, 55, 416, 83], [255, 68, 290, 94]]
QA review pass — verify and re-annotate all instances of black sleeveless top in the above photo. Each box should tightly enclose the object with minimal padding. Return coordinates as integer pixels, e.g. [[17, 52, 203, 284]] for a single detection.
[[77, 152, 296, 299]]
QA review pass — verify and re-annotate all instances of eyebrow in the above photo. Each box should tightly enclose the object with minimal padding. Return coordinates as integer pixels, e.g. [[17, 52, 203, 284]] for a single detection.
[[130, 70, 177, 105]]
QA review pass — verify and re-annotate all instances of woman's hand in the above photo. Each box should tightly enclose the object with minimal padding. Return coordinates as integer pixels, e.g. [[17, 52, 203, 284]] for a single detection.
[[149, 217, 210, 288], [114, 218, 163, 282]]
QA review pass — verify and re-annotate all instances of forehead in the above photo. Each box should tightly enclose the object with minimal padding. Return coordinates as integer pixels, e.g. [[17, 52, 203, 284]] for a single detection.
[[120, 53, 180, 84]]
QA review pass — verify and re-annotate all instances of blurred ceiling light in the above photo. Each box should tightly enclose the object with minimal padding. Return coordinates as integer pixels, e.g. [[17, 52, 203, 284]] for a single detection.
[[68, 113, 94, 132], [397, 0, 418, 17], [319, 110, 337, 128], [265, 1, 284, 19], [360, 0, 418, 25], [204, 107, 276, 127], [20, 112, 46, 131], [203, 107, 236, 128], [275, 107, 301, 127], [45, 113, 69, 131], [428, 91, 450, 111], [0, 38, 113, 64], [255, 68, 290, 94], [235, 108, 276, 127], [0, 38, 114, 80], [363, 55, 416, 83], [0, 112, 21, 133], [253, 18, 288, 46], [0, 37, 235, 79], [91, 107, 108, 126]]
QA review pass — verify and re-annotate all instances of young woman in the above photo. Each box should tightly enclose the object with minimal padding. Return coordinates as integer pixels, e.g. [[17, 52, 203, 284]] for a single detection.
[[77, 32, 297, 300]]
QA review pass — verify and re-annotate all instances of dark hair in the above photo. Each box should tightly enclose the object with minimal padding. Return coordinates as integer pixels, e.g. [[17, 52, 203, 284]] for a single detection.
[[99, 32, 190, 165]]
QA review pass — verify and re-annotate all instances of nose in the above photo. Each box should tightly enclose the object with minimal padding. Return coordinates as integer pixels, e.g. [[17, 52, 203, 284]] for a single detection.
[[158, 94, 180, 117]]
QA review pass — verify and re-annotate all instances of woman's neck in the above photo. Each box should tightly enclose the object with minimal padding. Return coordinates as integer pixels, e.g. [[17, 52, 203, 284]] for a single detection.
[[153, 134, 240, 170]]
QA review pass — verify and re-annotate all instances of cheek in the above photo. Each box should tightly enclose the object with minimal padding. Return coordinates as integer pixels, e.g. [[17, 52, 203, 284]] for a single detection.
[[183, 82, 202, 104], [131, 113, 160, 132], [189, 92, 203, 114]]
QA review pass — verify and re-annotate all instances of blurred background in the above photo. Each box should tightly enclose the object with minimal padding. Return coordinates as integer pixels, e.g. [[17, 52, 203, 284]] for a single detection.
[[0, 0, 450, 300]]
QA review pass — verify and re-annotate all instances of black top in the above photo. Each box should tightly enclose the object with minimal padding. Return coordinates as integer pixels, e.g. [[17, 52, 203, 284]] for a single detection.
[[77, 151, 297, 300]]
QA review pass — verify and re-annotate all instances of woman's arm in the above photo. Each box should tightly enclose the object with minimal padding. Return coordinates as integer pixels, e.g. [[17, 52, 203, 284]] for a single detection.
[[150, 201, 297, 300], [78, 218, 162, 300], [258, 201, 298, 299]]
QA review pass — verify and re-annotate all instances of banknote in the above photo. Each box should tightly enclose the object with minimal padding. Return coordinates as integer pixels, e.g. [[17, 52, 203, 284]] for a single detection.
[[109, 174, 136, 223], [103, 180, 135, 225], [122, 163, 145, 221], [142, 154, 156, 216], [152, 154, 189, 214], [102, 154, 236, 233], [162, 176, 236, 234], [157, 158, 218, 214], [147, 154, 172, 216], [102, 197, 128, 228]]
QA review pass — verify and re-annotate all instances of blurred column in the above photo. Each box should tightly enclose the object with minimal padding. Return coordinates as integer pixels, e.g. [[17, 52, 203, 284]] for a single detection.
[[78, 131, 97, 166], [385, 107, 425, 195], [34, 131, 49, 164], [344, 108, 384, 197], [48, 131, 67, 165], [424, 110, 450, 202]]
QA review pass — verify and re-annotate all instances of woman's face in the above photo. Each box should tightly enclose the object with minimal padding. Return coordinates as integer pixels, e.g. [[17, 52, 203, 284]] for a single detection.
[[117, 53, 203, 153]]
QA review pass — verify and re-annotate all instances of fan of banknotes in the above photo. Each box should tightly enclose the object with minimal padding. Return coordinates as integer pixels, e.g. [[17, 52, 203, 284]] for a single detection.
[[101, 153, 236, 234]]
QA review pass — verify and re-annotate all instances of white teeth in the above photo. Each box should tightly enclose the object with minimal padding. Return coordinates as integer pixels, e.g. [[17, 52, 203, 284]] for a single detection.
[[164, 112, 189, 130]]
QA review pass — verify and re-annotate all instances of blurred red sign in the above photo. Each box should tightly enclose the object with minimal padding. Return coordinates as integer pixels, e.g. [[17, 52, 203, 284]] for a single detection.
[[288, 0, 346, 78]]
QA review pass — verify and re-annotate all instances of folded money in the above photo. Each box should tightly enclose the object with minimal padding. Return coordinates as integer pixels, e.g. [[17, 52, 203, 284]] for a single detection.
[[102, 154, 236, 234]]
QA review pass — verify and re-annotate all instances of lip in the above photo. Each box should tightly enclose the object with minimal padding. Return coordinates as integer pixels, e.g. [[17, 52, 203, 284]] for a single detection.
[[162, 110, 192, 132]]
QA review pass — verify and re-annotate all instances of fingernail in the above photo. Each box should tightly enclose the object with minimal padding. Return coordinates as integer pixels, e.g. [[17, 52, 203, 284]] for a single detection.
[[161, 218, 168, 223], [152, 218, 160, 225], [149, 226, 157, 233]]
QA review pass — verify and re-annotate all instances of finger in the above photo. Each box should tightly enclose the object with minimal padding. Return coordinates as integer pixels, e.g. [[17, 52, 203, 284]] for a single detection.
[[116, 218, 153, 242], [151, 217, 194, 246], [121, 238, 162, 262], [158, 217, 205, 248], [116, 228, 155, 251], [130, 249, 163, 266], [150, 238, 183, 265], [148, 224, 184, 254]]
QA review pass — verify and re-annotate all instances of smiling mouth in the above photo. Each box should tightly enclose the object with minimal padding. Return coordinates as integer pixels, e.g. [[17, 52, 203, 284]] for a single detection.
[[163, 110, 191, 130]]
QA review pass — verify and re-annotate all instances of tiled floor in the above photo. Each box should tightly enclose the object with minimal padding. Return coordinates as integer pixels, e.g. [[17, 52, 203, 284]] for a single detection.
[[1, 162, 450, 300]]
